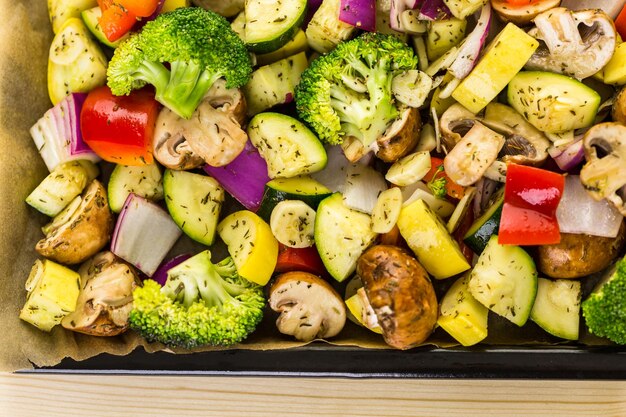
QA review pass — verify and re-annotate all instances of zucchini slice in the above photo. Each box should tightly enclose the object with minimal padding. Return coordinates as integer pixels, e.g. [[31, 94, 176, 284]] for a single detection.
[[244, 0, 307, 53], [270, 200, 316, 248], [163, 170, 224, 246], [108, 163, 163, 213], [248, 112, 327, 179], [463, 188, 504, 255], [315, 193, 377, 282], [257, 176, 332, 221], [530, 278, 581, 340]]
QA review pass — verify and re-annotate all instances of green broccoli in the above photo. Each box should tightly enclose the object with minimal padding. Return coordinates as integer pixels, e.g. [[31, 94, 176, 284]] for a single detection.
[[107, 7, 252, 119], [295, 32, 418, 147], [427, 166, 447, 198], [129, 251, 265, 348], [582, 256, 626, 345]]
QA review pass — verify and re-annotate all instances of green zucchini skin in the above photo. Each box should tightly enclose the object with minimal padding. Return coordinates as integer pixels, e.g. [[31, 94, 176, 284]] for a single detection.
[[463, 189, 504, 255], [257, 176, 331, 221], [244, 0, 307, 54]]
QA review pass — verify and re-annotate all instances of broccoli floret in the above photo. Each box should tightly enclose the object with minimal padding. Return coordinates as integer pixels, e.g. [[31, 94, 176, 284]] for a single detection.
[[295, 32, 418, 147], [107, 7, 252, 119], [129, 251, 264, 348], [427, 166, 447, 198], [582, 256, 626, 345]]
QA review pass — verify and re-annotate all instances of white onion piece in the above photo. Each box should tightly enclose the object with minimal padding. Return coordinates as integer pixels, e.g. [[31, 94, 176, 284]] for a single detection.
[[311, 145, 352, 192], [390, 0, 423, 31], [111, 194, 182, 277], [556, 175, 623, 238], [342, 163, 388, 214], [448, 2, 492, 80]]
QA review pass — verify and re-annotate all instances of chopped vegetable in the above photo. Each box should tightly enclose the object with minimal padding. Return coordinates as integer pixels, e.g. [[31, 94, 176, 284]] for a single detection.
[[339, 0, 376, 32]]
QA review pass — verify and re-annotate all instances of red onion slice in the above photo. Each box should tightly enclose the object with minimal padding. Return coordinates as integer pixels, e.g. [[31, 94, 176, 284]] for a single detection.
[[339, 0, 376, 32], [448, 2, 492, 80], [548, 140, 585, 172], [418, 0, 451, 20], [151, 253, 192, 286]]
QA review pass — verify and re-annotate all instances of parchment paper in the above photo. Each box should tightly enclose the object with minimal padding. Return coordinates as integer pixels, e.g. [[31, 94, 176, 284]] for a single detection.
[[0, 0, 612, 372]]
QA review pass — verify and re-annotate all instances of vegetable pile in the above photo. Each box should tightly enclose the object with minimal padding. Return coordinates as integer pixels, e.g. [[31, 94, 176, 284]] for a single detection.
[[20, 0, 626, 350]]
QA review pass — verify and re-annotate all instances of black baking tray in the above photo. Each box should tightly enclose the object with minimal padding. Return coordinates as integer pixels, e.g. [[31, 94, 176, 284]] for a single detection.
[[23, 344, 626, 379]]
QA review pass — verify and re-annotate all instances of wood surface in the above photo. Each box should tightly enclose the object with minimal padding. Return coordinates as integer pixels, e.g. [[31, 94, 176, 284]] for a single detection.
[[1, 374, 625, 417]]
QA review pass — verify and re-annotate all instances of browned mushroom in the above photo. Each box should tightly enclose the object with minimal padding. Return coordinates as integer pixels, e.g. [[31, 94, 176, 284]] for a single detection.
[[36, 180, 113, 265], [269, 271, 346, 342], [356, 245, 438, 350], [61, 252, 140, 336], [491, 0, 561, 26]]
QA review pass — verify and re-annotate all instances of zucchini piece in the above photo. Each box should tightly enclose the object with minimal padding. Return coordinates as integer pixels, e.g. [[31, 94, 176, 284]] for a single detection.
[[427, 18, 467, 61], [48, 18, 108, 105], [437, 274, 489, 346], [270, 200, 316, 248], [244, 0, 307, 53], [231, 11, 246, 40], [108, 163, 164, 214], [371, 187, 403, 234], [315, 193, 378, 282], [19, 259, 80, 332], [256, 176, 332, 221], [397, 199, 471, 279], [446, 186, 476, 234], [391, 70, 433, 108], [243, 52, 309, 116], [26, 160, 96, 217], [385, 151, 432, 187], [81, 6, 128, 48], [468, 235, 538, 327], [452, 23, 539, 114], [306, 0, 356, 53], [530, 278, 581, 340], [256, 30, 309, 66], [48, 0, 97, 34], [507, 71, 601, 134], [401, 181, 456, 218], [463, 187, 504, 254], [248, 112, 327, 178], [163, 170, 225, 246], [217, 210, 278, 286]]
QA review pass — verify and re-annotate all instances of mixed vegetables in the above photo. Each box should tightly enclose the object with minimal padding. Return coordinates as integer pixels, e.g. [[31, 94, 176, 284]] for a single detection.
[[20, 0, 626, 350]]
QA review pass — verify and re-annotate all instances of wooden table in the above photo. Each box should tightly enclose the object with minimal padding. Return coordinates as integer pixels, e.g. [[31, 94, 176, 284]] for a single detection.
[[1, 374, 625, 416]]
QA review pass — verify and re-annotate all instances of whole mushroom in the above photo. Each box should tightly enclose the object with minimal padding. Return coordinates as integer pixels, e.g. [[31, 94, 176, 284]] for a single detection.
[[61, 252, 140, 336], [525, 7, 616, 80], [269, 271, 346, 342], [356, 245, 438, 350], [36, 180, 114, 265], [580, 122, 626, 215]]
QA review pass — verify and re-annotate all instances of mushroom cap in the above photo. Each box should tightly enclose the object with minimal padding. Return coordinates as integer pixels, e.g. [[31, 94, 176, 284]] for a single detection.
[[525, 7, 616, 79], [580, 122, 626, 215], [205, 79, 247, 126], [491, 0, 561, 26], [36, 180, 113, 265], [153, 107, 205, 170], [269, 271, 346, 342], [356, 245, 438, 350], [439, 103, 477, 150], [61, 251, 139, 336]]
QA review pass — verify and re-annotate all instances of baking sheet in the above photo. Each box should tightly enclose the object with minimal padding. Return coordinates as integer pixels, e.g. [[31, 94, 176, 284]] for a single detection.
[[0, 0, 622, 373]]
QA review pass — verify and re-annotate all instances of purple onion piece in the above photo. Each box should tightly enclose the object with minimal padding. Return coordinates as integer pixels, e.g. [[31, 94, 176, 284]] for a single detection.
[[339, 0, 376, 32], [151, 253, 192, 286], [448, 2, 491, 79], [549, 140, 585, 172], [418, 0, 451, 20], [203, 140, 270, 211]]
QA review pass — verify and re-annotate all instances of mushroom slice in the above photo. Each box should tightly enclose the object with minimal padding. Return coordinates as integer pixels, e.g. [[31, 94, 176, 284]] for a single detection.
[[376, 107, 422, 163], [61, 252, 139, 336], [180, 100, 248, 167], [269, 271, 346, 342], [444, 121, 506, 187], [36, 180, 114, 265], [439, 103, 478, 150], [482, 103, 550, 165], [204, 79, 247, 126], [357, 245, 438, 350], [580, 123, 626, 216], [525, 8, 616, 80], [491, 0, 561, 26], [153, 107, 205, 170]]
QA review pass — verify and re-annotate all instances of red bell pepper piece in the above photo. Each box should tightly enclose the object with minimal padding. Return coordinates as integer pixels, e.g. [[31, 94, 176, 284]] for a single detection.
[[81, 86, 159, 166], [615, 5, 626, 40], [422, 157, 466, 200], [274, 244, 328, 277], [98, 2, 137, 42], [498, 164, 564, 246]]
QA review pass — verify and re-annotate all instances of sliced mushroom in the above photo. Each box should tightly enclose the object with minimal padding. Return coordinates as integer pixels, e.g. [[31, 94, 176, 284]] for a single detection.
[[341, 107, 422, 163], [580, 122, 626, 215], [205, 79, 247, 126], [191, 0, 244, 17], [439, 103, 477, 150], [491, 0, 561, 26], [525, 8, 616, 80], [180, 99, 248, 167], [444, 121, 506, 187], [269, 271, 346, 342], [153, 107, 205, 170], [36, 180, 113, 265], [61, 252, 139, 336], [482, 102, 551, 165], [356, 245, 438, 350], [612, 87, 626, 125]]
